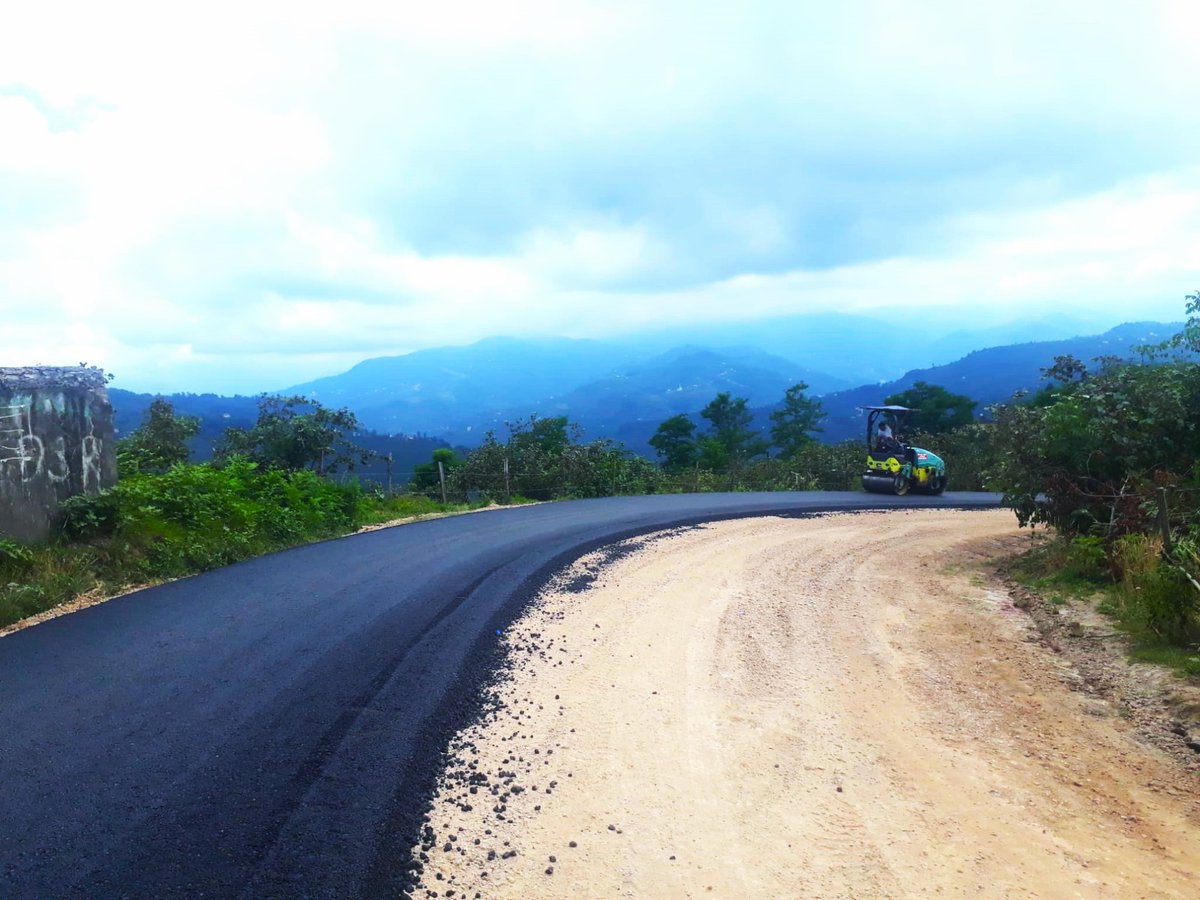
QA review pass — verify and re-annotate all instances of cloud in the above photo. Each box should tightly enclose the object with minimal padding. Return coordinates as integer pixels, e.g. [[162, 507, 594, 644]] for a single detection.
[[1, 1, 1199, 392]]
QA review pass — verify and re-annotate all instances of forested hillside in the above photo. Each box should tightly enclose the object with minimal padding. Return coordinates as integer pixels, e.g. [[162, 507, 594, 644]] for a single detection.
[[762, 321, 1180, 444], [107, 389, 453, 482], [111, 321, 1178, 457]]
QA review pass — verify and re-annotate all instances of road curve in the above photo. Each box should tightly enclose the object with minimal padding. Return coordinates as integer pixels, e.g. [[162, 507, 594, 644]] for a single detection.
[[0, 491, 1000, 898]]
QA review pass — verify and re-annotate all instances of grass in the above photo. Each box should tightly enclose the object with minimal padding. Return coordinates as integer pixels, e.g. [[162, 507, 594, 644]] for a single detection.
[[1127, 642, 1200, 677], [1008, 534, 1200, 682], [0, 543, 101, 630], [357, 494, 489, 527], [0, 476, 533, 632], [356, 492, 541, 528], [1007, 538, 1110, 599]]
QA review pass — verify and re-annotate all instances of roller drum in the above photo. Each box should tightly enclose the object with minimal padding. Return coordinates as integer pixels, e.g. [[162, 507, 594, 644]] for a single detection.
[[862, 473, 898, 494]]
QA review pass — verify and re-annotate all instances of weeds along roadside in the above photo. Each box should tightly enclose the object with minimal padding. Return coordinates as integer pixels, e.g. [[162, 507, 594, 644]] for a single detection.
[[0, 460, 498, 632], [1006, 531, 1200, 680], [0, 438, 972, 633]]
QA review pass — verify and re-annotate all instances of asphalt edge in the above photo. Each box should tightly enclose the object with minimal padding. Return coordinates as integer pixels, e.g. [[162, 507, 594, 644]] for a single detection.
[[363, 502, 1003, 897]]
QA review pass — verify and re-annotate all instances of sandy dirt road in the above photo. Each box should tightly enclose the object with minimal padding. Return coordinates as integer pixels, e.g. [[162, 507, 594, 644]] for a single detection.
[[410, 510, 1199, 898]]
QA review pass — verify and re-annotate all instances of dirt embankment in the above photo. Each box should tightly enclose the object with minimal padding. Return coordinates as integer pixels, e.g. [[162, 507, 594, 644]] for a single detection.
[[409, 510, 1199, 898]]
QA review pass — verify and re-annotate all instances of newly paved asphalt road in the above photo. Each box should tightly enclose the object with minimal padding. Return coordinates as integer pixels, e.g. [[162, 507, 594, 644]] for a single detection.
[[0, 492, 1001, 898]]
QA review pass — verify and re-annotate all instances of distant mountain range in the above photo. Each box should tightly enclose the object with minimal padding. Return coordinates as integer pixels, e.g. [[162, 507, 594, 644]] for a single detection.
[[807, 320, 1177, 442], [609, 311, 1103, 383], [108, 318, 1180, 466]]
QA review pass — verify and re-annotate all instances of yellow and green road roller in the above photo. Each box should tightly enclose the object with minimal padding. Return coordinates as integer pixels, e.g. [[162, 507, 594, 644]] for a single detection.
[[861, 405, 947, 496]]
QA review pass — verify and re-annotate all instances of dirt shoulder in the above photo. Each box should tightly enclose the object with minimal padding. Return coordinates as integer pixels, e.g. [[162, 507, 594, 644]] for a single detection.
[[409, 509, 1199, 898]]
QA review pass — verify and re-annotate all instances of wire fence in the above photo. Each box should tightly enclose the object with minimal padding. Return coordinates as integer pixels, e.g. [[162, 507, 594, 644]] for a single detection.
[[329, 463, 861, 504], [1044, 483, 1200, 554]]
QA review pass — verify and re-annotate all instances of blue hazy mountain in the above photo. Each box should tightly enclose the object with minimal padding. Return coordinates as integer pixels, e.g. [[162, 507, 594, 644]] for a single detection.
[[771, 320, 1180, 444], [605, 321, 1178, 454], [620, 312, 1099, 383], [284, 336, 638, 436], [111, 319, 1180, 465], [281, 340, 850, 442], [276, 314, 1105, 437], [466, 346, 852, 443]]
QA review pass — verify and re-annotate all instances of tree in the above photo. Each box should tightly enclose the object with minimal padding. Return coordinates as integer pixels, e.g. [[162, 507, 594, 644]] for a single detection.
[[117, 397, 200, 474], [700, 392, 768, 467], [216, 395, 370, 474], [884, 382, 977, 435], [507, 415, 575, 462], [1029, 355, 1090, 407], [410, 447, 462, 493], [992, 359, 1200, 531], [448, 415, 665, 501], [1153, 288, 1200, 356], [769, 382, 825, 456], [1041, 354, 1088, 384], [649, 414, 699, 472]]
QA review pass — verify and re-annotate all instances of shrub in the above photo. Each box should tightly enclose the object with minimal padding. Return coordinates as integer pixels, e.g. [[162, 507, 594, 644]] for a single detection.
[[0, 545, 98, 628], [55, 459, 364, 581], [59, 491, 121, 539], [1120, 563, 1196, 644], [788, 440, 864, 491], [1066, 535, 1107, 581], [0, 538, 34, 572], [1111, 533, 1162, 588]]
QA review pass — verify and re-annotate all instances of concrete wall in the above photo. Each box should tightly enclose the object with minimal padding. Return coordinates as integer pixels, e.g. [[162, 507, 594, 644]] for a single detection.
[[0, 366, 118, 543]]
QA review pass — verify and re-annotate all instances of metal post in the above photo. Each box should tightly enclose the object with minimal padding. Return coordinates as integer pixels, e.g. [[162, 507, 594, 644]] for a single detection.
[[437, 460, 448, 505], [503, 456, 511, 498], [1157, 486, 1174, 553], [385, 453, 393, 495]]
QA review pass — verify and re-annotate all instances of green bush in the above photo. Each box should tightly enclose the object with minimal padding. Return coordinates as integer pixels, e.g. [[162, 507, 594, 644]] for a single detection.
[[1111, 533, 1162, 588], [51, 458, 364, 586], [102, 459, 362, 578], [2, 460, 509, 629], [59, 491, 121, 539], [0, 545, 97, 628], [1066, 535, 1107, 581], [1119, 563, 1196, 644], [788, 440, 864, 491], [0, 539, 35, 572]]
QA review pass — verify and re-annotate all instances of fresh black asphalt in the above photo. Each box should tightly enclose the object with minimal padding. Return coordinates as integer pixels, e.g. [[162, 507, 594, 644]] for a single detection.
[[0, 492, 1001, 898]]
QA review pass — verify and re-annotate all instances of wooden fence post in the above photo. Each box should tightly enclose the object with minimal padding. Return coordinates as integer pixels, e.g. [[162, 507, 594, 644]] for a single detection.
[[437, 460, 448, 505], [1157, 486, 1174, 553]]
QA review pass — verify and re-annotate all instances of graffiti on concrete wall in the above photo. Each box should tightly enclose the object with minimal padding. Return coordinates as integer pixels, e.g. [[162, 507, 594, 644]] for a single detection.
[[0, 367, 117, 543], [0, 403, 39, 483], [0, 403, 80, 486]]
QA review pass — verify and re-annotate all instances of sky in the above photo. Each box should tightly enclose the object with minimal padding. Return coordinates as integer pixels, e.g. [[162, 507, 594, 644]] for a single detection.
[[2, 0, 1199, 393]]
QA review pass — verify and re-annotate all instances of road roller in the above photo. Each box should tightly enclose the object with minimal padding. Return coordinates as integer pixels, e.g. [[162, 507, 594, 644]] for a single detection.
[[861, 405, 946, 496]]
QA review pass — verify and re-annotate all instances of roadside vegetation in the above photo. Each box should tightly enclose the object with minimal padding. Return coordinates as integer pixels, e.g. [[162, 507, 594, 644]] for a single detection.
[[0, 367, 998, 629], [988, 292, 1200, 675], [7, 292, 1200, 665], [0, 398, 493, 629]]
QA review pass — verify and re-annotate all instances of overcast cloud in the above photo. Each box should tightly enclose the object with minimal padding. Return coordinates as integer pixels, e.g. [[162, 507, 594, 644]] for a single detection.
[[2, 0, 1199, 392]]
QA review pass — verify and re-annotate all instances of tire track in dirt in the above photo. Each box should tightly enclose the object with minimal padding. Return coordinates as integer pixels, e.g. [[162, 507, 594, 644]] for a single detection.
[[407, 509, 1199, 898]]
